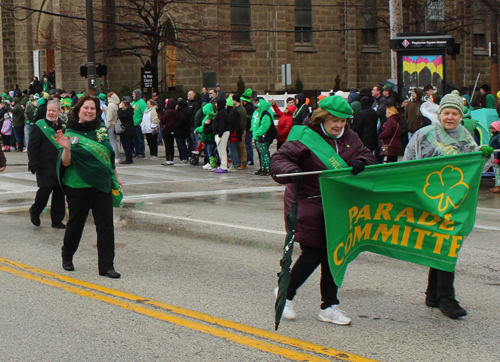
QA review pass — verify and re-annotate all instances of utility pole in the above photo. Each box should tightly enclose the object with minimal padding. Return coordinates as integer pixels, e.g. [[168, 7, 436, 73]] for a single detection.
[[86, 0, 97, 95], [389, 0, 403, 79], [491, 0, 498, 106]]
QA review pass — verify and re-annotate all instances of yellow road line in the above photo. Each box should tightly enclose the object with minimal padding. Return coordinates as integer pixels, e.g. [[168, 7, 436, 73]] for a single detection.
[[0, 257, 378, 362]]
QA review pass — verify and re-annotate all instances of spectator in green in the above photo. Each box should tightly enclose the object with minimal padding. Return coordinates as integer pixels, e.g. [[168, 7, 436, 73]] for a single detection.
[[24, 95, 36, 150], [479, 84, 495, 109], [42, 78, 52, 93], [132, 89, 146, 158]]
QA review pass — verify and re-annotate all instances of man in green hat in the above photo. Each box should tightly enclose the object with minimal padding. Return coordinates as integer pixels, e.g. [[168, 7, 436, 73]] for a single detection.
[[241, 88, 255, 165]]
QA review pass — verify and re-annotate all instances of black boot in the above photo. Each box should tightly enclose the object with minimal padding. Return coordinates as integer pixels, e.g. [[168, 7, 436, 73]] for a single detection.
[[62, 255, 74, 271], [439, 298, 467, 319]]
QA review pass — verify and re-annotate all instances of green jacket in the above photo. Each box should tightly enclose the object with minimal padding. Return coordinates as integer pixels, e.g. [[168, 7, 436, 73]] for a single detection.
[[12, 98, 25, 127], [24, 102, 35, 124], [195, 103, 215, 143], [132, 98, 147, 126], [253, 99, 273, 140], [486, 93, 495, 109]]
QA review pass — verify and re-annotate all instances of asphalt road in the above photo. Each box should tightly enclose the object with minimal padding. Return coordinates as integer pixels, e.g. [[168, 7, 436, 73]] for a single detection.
[[0, 148, 499, 362]]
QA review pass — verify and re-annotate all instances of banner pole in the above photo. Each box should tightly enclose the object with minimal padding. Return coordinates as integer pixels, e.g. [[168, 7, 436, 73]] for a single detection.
[[274, 171, 323, 178]]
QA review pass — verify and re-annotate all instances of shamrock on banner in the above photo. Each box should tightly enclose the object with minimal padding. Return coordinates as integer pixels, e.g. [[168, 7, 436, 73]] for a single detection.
[[318, 152, 485, 287]]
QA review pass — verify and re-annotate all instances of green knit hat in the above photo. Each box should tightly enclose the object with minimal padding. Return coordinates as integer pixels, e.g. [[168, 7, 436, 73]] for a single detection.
[[240, 88, 252, 102], [319, 95, 353, 119], [439, 90, 463, 117], [226, 97, 234, 107]]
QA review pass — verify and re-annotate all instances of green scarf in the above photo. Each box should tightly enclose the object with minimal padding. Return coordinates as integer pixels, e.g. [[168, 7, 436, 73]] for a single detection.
[[286, 125, 348, 170], [59, 128, 122, 207]]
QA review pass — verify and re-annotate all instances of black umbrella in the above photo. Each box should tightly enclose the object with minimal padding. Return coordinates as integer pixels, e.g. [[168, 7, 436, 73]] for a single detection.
[[275, 182, 301, 331]]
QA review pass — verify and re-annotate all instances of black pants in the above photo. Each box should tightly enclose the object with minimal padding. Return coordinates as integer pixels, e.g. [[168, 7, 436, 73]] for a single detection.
[[121, 135, 133, 162], [31, 186, 65, 224], [287, 244, 339, 309], [62, 186, 115, 274], [426, 268, 455, 300], [162, 130, 175, 161], [145, 133, 158, 157]]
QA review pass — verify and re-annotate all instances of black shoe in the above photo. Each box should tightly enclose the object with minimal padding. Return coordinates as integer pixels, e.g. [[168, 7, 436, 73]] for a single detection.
[[120, 160, 133, 164], [254, 169, 262, 175], [52, 222, 66, 229], [425, 295, 439, 308], [260, 170, 270, 176], [62, 257, 74, 271], [29, 207, 40, 227], [439, 298, 467, 319], [100, 269, 121, 278]]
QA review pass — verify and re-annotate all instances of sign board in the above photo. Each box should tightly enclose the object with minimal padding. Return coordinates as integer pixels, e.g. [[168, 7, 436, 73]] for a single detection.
[[390, 36, 454, 51], [390, 34, 454, 99], [427, 0, 445, 21], [33, 50, 40, 79], [281, 64, 291, 86], [141, 65, 158, 89]]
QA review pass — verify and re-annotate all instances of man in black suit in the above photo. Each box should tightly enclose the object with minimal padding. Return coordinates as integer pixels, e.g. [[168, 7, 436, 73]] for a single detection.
[[28, 99, 66, 229]]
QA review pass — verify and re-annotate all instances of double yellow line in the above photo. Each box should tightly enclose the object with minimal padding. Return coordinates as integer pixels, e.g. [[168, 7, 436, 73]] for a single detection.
[[0, 257, 377, 362]]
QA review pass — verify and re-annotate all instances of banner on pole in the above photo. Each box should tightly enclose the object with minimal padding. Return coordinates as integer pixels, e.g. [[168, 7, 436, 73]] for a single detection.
[[319, 152, 484, 287]]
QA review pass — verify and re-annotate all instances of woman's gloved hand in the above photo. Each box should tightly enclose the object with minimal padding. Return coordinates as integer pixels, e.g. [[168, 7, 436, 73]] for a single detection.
[[350, 160, 365, 175], [480, 146, 494, 158], [289, 169, 304, 187]]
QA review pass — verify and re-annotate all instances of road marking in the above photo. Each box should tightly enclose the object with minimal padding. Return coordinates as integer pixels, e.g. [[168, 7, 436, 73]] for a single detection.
[[133, 210, 287, 235], [0, 257, 377, 362], [473, 224, 500, 231], [123, 186, 285, 202]]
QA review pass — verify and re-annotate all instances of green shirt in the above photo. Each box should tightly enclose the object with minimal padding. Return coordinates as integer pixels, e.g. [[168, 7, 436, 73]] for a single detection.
[[132, 98, 147, 126]]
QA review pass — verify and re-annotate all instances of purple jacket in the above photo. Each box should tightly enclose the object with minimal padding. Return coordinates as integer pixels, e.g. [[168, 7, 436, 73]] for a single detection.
[[270, 119, 376, 249]]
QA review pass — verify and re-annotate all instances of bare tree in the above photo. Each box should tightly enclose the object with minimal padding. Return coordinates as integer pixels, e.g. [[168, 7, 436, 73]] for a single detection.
[[10, 1, 226, 68]]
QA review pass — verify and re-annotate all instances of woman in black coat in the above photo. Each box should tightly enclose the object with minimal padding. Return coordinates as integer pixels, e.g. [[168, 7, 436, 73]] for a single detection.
[[351, 96, 378, 151], [117, 101, 135, 164], [175, 99, 191, 162]]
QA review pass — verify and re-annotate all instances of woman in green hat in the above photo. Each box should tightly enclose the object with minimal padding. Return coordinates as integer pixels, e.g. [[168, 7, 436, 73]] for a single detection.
[[270, 96, 375, 326], [404, 90, 493, 319]]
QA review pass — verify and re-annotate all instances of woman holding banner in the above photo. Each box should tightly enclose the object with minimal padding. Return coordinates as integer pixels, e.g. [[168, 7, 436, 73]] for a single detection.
[[270, 96, 375, 325], [404, 90, 493, 318], [56, 95, 123, 279]]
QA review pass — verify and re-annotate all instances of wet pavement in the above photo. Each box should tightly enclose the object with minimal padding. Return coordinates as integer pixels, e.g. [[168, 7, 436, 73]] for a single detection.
[[1, 149, 499, 361]]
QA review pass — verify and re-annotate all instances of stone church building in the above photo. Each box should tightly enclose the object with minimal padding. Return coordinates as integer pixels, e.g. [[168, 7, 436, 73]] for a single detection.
[[0, 1, 496, 98]]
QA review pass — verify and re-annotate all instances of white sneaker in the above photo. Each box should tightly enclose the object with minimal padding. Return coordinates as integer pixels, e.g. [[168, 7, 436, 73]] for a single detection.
[[318, 306, 351, 325], [180, 159, 188, 163], [115, 158, 120, 163], [150, 155, 158, 160], [202, 163, 211, 170], [273, 287, 296, 320]]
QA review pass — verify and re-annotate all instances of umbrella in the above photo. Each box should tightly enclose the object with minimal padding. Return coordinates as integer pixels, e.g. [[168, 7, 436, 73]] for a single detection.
[[275, 182, 300, 331]]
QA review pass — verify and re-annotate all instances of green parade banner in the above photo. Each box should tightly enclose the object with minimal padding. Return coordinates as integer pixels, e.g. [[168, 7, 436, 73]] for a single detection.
[[318, 152, 485, 287]]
